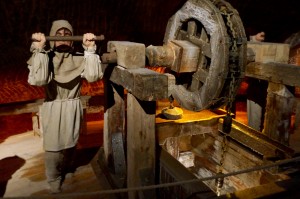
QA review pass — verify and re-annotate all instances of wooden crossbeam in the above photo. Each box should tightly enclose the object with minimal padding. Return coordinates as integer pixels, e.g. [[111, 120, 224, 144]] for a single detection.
[[109, 66, 171, 101], [0, 96, 91, 116], [246, 62, 300, 87]]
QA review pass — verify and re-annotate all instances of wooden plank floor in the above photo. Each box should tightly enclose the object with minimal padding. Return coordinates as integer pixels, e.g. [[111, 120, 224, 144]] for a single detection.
[[1, 99, 300, 199], [0, 121, 104, 198]]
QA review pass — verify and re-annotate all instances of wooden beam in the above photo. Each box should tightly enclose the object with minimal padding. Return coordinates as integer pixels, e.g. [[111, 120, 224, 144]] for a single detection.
[[247, 42, 290, 63], [107, 41, 145, 69], [246, 62, 300, 87], [109, 66, 170, 101], [0, 96, 91, 116], [0, 99, 43, 116], [127, 93, 156, 199], [263, 83, 295, 145]]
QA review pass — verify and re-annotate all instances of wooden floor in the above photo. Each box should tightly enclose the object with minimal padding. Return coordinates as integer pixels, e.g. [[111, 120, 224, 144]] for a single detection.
[[0, 121, 104, 198], [1, 99, 300, 198]]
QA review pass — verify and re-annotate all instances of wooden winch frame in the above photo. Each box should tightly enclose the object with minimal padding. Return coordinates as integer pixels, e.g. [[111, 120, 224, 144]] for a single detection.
[[0, 0, 298, 198], [98, 0, 248, 198]]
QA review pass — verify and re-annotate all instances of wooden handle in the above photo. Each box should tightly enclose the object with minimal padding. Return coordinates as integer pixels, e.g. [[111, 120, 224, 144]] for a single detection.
[[32, 34, 105, 41]]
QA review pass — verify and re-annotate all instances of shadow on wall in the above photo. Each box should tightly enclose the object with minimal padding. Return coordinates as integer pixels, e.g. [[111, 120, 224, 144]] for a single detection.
[[0, 156, 26, 197]]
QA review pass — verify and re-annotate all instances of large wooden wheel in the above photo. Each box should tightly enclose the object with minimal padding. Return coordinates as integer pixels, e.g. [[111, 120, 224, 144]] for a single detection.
[[148, 0, 247, 111]]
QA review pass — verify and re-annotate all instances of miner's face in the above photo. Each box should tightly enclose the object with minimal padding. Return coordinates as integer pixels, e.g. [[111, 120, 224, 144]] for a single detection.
[[54, 28, 72, 48]]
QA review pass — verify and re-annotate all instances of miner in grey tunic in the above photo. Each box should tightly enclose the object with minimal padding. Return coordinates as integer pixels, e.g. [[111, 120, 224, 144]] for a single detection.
[[27, 20, 103, 193]]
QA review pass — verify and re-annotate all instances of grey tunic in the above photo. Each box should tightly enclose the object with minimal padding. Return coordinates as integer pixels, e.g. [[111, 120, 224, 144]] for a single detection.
[[27, 46, 103, 151]]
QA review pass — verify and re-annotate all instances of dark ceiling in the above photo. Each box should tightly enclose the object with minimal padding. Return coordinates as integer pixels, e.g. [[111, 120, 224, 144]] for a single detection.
[[0, 0, 299, 71]]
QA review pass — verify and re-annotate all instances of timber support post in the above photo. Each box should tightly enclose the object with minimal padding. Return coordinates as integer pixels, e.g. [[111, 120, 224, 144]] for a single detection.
[[246, 42, 300, 146], [263, 83, 295, 145], [127, 93, 156, 199], [101, 41, 173, 198]]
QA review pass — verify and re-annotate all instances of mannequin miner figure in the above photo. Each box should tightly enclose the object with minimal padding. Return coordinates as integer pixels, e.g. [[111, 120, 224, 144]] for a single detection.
[[27, 20, 103, 193]]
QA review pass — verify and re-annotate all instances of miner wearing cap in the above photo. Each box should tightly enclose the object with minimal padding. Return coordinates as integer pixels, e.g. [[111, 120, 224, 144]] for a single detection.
[[27, 19, 103, 193]]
